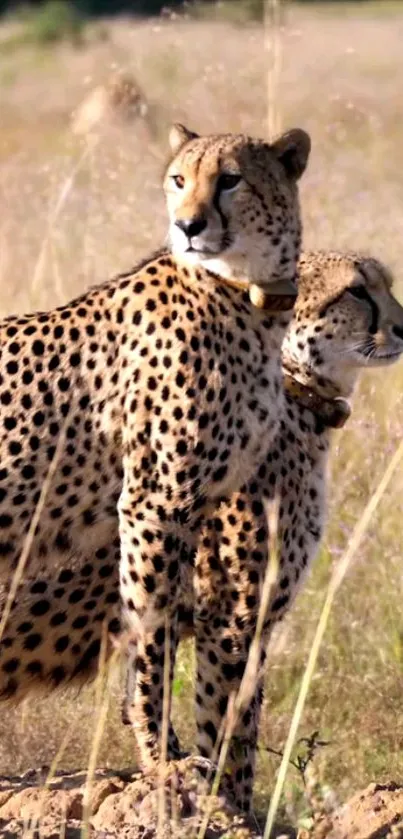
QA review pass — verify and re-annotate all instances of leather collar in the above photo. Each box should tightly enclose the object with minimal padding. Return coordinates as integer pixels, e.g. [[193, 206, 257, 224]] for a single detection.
[[215, 275, 297, 313], [283, 373, 351, 429]]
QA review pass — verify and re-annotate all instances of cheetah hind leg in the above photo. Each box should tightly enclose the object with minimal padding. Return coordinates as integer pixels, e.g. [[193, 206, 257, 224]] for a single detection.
[[194, 620, 263, 813], [121, 641, 184, 760]]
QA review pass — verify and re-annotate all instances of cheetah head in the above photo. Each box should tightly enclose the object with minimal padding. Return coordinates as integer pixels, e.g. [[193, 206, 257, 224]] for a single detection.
[[283, 251, 403, 396], [163, 124, 311, 293]]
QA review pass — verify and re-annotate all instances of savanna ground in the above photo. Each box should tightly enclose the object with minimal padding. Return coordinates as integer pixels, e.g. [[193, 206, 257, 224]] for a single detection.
[[1, 0, 403, 830]]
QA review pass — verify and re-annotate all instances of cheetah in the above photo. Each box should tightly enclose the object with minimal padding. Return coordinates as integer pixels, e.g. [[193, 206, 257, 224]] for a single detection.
[[190, 250, 403, 809], [4, 250, 402, 813], [0, 124, 310, 768]]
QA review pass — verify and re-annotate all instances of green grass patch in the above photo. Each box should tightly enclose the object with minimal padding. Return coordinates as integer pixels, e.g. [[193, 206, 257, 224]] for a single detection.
[[5, 1, 85, 48]]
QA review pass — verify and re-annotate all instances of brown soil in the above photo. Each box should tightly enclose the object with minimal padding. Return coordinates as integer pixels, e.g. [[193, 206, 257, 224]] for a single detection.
[[320, 782, 403, 839], [0, 759, 401, 839]]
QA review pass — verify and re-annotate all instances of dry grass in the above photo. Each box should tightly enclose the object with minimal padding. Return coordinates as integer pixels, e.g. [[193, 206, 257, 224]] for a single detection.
[[1, 1, 403, 829]]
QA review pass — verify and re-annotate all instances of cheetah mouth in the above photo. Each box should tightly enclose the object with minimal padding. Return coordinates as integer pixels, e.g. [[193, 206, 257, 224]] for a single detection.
[[365, 350, 403, 366], [185, 245, 222, 256], [185, 231, 233, 257]]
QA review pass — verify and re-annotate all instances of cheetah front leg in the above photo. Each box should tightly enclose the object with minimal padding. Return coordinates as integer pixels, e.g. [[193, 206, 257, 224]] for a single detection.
[[118, 484, 195, 769]]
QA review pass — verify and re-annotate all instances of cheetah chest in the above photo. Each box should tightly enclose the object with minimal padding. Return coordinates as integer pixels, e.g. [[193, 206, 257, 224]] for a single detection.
[[204, 350, 283, 500]]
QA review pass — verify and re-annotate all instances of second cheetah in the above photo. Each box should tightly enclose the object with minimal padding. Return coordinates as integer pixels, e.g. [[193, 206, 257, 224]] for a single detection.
[[191, 250, 403, 809]]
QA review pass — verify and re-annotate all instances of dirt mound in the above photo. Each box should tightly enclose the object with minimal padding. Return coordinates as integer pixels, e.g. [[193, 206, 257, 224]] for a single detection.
[[0, 757, 262, 839], [71, 71, 150, 139], [0, 760, 401, 839], [323, 782, 403, 838]]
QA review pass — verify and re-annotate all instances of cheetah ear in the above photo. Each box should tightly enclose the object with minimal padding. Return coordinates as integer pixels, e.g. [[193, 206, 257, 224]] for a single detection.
[[169, 123, 199, 155], [271, 128, 311, 180]]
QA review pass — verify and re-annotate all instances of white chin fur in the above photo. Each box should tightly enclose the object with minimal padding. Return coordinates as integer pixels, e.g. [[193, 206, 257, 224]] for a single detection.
[[197, 255, 242, 281]]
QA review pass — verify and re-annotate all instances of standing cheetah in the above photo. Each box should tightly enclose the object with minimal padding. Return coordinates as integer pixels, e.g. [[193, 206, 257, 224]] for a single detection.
[[0, 124, 310, 768], [192, 251, 403, 809]]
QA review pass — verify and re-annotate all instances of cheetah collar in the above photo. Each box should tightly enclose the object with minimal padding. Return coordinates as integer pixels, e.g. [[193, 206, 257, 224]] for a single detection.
[[283, 374, 351, 429], [216, 276, 297, 313]]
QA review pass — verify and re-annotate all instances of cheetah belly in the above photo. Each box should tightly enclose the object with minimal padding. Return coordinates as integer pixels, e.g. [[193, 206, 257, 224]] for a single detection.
[[0, 442, 121, 578]]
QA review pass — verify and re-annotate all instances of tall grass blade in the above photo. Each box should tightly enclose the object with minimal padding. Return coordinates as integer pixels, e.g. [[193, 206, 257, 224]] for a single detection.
[[263, 438, 403, 839]]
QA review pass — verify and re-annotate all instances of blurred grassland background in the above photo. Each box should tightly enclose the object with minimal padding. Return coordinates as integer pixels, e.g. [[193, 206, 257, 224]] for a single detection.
[[1, 0, 403, 826]]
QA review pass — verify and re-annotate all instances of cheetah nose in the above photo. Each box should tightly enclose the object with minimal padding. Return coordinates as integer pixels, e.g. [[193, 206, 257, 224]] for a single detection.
[[175, 217, 207, 238]]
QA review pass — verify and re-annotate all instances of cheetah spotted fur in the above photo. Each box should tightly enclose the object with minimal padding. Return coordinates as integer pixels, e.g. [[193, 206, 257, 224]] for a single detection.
[[0, 124, 310, 771]]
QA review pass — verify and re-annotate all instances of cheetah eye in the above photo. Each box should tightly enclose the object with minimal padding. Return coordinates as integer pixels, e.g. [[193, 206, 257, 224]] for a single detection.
[[171, 174, 185, 190], [216, 173, 242, 193], [348, 284, 379, 334]]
